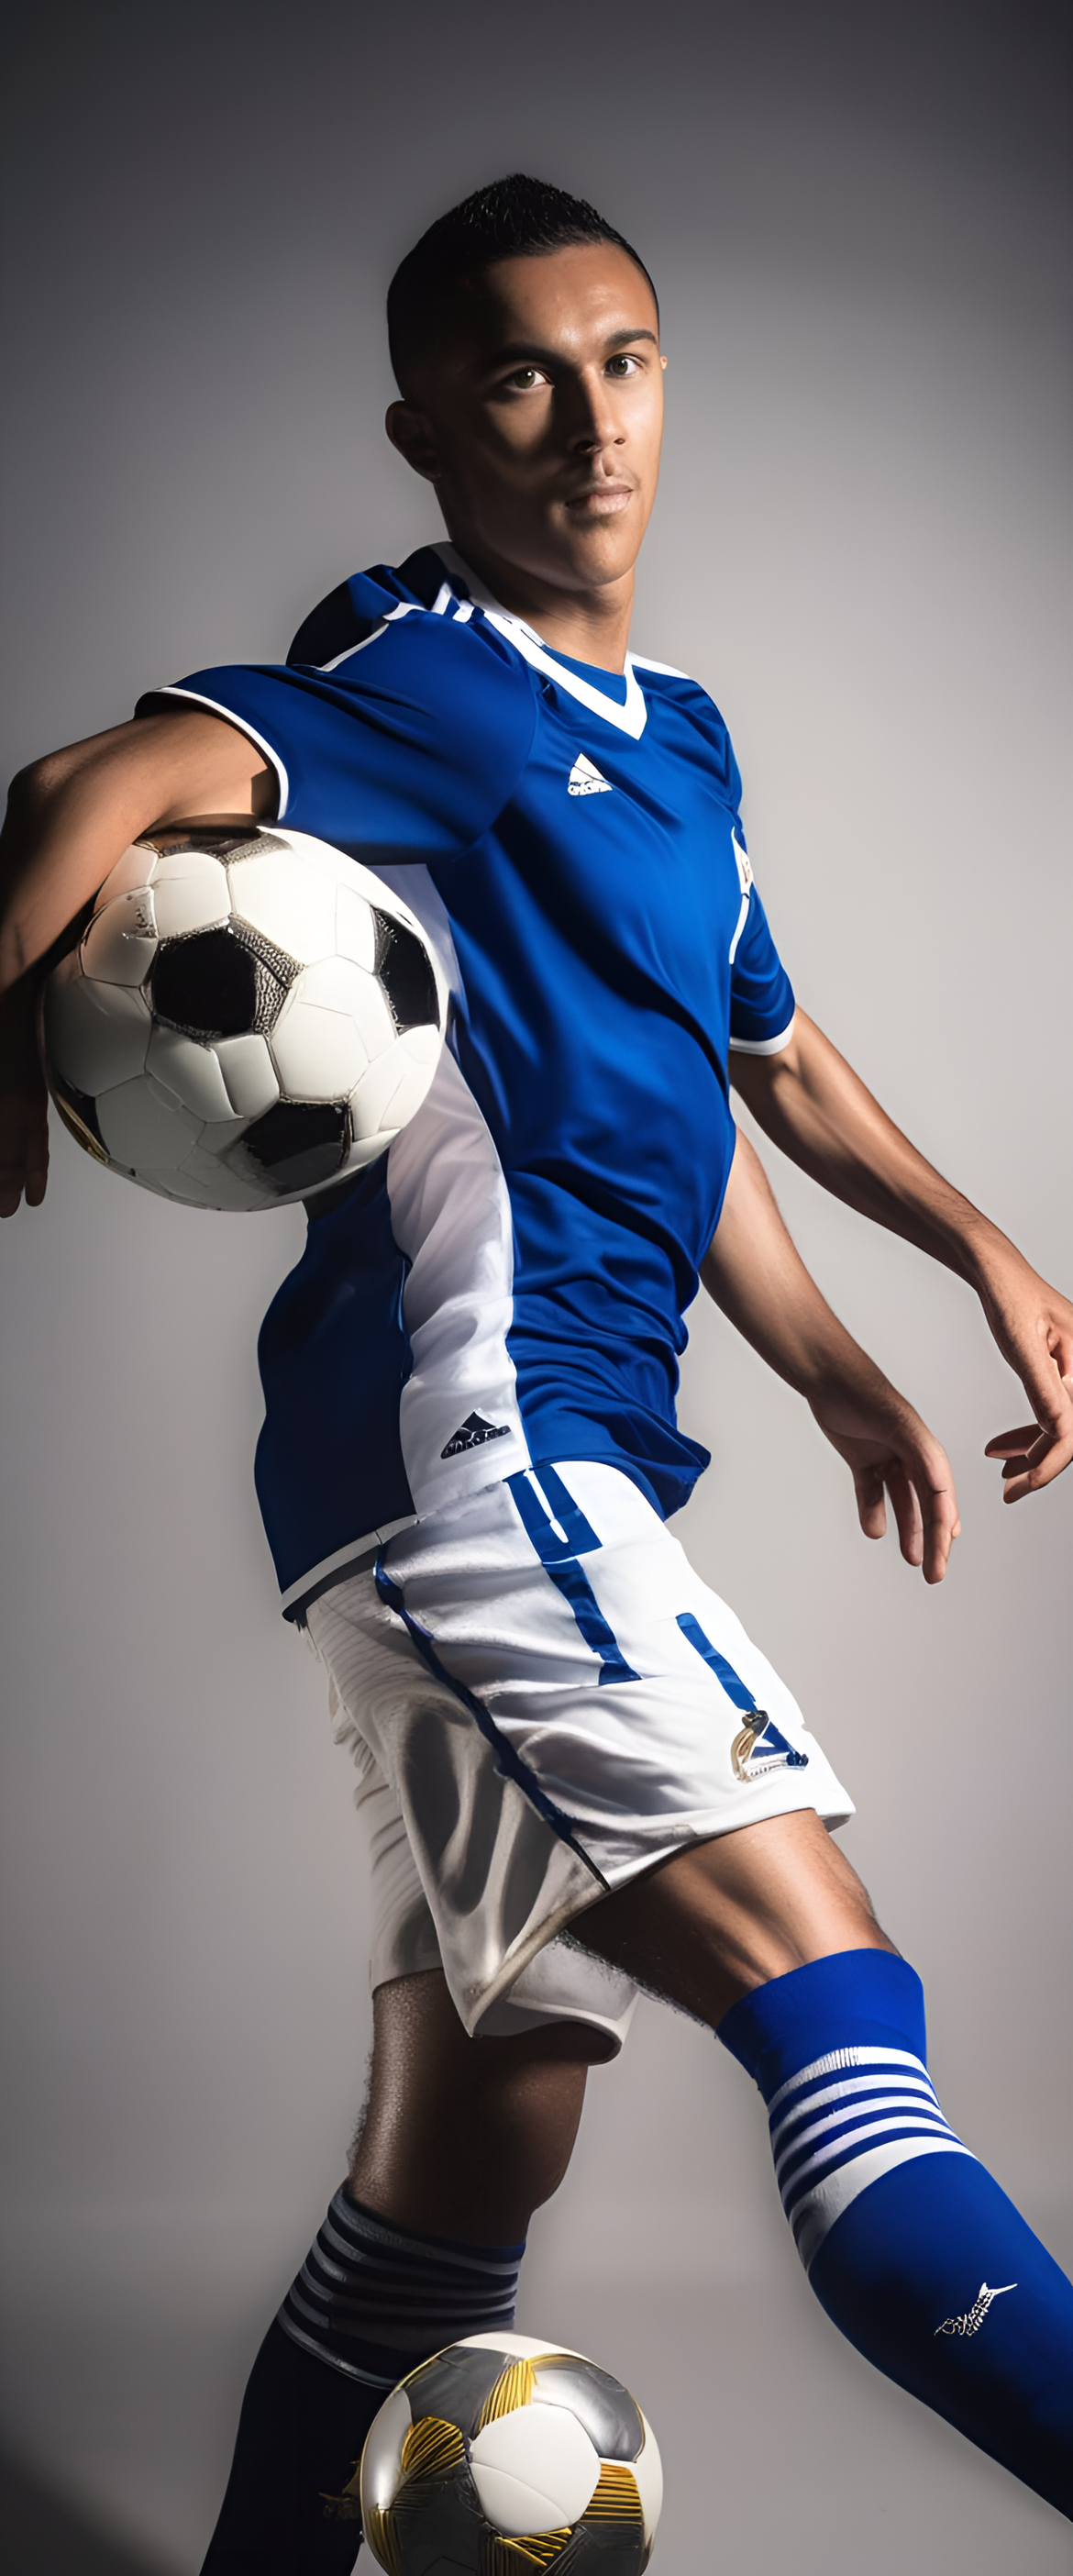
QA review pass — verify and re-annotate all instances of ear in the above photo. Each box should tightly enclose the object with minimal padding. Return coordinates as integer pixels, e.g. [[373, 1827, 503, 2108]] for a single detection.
[[385, 400, 442, 484]]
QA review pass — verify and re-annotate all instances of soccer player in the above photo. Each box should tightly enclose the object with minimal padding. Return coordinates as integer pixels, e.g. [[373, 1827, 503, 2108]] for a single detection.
[[1, 176, 1071, 2565]]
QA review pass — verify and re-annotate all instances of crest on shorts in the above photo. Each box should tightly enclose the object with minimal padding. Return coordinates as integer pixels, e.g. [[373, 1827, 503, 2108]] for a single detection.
[[731, 1713, 809, 1782]]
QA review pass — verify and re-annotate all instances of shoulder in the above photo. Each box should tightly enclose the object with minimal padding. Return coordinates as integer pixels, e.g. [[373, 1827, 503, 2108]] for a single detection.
[[287, 550, 536, 716]]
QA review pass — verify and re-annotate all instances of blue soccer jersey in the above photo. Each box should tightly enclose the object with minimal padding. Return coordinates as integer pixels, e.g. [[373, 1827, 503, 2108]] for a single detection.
[[143, 545, 795, 1612]]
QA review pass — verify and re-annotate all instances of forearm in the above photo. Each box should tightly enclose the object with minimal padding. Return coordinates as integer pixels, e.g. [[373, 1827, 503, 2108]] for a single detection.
[[702, 1129, 890, 1403], [0, 711, 271, 993], [730, 1007, 1013, 1296]]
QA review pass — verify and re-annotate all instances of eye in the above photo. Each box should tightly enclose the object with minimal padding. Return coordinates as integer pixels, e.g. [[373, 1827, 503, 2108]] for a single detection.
[[605, 352, 643, 378], [502, 364, 550, 392]]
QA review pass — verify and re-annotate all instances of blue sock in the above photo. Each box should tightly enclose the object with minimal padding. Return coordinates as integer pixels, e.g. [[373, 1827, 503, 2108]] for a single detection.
[[719, 1949, 1073, 2516], [201, 2193, 525, 2570]]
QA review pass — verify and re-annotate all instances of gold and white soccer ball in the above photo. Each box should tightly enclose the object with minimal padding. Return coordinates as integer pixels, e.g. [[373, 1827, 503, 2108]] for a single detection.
[[352, 2332, 663, 2576], [40, 825, 448, 1210]]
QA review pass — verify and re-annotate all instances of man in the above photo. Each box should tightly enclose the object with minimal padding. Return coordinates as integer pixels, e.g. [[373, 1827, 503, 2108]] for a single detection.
[[1, 175, 1070, 2564]]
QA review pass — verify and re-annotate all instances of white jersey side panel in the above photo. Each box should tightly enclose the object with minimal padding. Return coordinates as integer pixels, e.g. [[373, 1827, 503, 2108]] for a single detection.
[[386, 1046, 532, 1515]]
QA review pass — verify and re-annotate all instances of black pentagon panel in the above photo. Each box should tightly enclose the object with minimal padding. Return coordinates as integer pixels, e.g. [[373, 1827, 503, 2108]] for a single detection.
[[150, 927, 258, 1038], [150, 922, 298, 1041], [228, 919, 304, 1030], [373, 909, 440, 1033], [390, 2458, 485, 2576], [557, 2526, 647, 2576], [404, 2345, 512, 2438], [240, 1100, 350, 1195], [532, 2359, 644, 2465], [50, 1076, 107, 1162]]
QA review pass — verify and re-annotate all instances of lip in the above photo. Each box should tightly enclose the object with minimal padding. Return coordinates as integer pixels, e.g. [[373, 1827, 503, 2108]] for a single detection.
[[565, 483, 636, 515]]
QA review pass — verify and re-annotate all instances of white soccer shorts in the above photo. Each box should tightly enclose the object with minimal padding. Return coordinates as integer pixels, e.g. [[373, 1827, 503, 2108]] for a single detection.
[[305, 1460, 853, 2048]]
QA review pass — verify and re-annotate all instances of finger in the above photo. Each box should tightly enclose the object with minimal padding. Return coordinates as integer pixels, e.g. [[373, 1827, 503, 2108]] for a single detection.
[[998, 1417, 1073, 1504], [1006, 1346, 1073, 1451], [917, 1473, 961, 1583], [24, 1123, 49, 1207], [890, 1427, 960, 1582], [984, 1425, 1040, 1460], [884, 1459, 924, 1569], [851, 1461, 888, 1542]]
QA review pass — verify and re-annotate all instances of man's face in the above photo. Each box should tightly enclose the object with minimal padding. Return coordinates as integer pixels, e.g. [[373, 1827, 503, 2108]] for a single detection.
[[387, 242, 665, 603]]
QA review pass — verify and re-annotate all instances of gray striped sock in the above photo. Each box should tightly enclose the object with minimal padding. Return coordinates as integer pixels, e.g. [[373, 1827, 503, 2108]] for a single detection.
[[278, 2190, 525, 2385]]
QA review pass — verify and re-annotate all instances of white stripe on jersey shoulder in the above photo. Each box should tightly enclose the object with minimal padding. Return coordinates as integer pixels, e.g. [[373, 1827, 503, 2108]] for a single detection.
[[728, 1013, 797, 1057], [154, 686, 291, 818], [315, 598, 419, 672], [431, 541, 649, 741]]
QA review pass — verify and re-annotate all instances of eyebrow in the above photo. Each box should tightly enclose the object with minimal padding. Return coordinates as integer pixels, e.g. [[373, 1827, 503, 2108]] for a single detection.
[[483, 326, 659, 370]]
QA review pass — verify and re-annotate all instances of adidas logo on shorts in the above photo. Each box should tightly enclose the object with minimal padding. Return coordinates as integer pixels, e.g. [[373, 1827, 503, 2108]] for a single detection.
[[440, 1412, 512, 1459]]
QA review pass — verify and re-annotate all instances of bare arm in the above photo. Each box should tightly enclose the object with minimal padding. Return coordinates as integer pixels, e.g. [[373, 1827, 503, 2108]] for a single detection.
[[703, 1129, 960, 1582], [0, 708, 271, 1216], [731, 1010, 1073, 1505]]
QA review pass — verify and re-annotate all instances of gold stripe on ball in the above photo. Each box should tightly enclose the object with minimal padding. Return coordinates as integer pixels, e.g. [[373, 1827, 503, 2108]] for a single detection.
[[54, 1096, 108, 1162], [400, 2415, 467, 2479], [583, 2464, 644, 2521], [476, 2358, 537, 2426], [360, 2502, 404, 2575], [479, 2528, 573, 2572]]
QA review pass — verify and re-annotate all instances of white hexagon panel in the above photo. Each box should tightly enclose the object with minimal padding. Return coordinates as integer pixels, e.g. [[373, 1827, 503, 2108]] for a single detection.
[[228, 842, 337, 965], [148, 853, 232, 939], [147, 1026, 237, 1121], [44, 960, 151, 1096], [269, 978, 371, 1103], [95, 1076, 203, 1171], [81, 887, 159, 987]]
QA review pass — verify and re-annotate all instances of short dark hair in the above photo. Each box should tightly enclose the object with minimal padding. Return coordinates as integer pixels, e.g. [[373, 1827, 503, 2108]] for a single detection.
[[387, 173, 658, 393]]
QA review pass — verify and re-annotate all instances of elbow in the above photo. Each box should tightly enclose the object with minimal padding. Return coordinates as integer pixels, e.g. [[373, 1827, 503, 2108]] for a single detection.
[[6, 749, 83, 825]]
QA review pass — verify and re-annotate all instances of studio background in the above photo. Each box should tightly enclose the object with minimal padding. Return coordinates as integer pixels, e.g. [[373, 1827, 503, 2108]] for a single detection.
[[1, 4, 1069, 2570]]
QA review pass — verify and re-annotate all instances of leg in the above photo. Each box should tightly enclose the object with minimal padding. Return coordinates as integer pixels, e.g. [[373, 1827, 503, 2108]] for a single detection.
[[203, 1971, 606, 2572], [578, 1817, 1073, 2517], [577, 1804, 894, 2024], [349, 1966, 611, 2241]]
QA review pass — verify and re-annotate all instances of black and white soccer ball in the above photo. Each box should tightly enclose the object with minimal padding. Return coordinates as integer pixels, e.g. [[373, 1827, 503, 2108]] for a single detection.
[[40, 825, 448, 1210], [352, 2332, 663, 2576]]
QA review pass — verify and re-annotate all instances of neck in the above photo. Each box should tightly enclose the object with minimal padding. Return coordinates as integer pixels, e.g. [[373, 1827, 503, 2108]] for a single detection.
[[447, 538, 635, 672]]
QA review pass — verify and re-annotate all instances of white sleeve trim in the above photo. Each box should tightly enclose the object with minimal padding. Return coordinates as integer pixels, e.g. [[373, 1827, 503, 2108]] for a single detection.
[[727, 1013, 797, 1057], [153, 684, 290, 820]]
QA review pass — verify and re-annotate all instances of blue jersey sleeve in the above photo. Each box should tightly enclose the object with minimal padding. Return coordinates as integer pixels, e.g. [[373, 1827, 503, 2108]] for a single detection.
[[137, 580, 537, 862], [727, 885, 796, 1053]]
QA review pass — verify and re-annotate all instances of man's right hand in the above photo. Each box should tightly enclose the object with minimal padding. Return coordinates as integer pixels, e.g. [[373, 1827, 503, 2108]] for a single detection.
[[0, 975, 50, 1216]]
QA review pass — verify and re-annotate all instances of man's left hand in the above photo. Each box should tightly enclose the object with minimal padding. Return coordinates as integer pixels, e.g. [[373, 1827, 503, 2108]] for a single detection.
[[977, 1256, 1073, 1502]]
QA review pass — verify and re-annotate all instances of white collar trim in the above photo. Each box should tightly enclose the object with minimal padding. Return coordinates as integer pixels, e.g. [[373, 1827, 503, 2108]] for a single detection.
[[431, 542, 649, 740]]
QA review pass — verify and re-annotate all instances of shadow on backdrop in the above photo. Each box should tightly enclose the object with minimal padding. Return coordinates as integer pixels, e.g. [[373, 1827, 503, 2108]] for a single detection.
[[0, 2449, 172, 2576]]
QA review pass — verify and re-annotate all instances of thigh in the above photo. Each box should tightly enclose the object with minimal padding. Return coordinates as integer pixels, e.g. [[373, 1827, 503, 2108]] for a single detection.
[[576, 1809, 897, 2030], [349, 1969, 608, 2243]]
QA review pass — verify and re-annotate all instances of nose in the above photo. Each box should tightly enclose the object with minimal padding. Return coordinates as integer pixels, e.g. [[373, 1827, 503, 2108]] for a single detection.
[[562, 368, 625, 454]]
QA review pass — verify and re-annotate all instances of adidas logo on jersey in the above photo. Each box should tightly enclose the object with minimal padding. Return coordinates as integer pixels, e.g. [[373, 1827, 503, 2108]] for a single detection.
[[568, 754, 613, 796], [440, 1412, 512, 1459]]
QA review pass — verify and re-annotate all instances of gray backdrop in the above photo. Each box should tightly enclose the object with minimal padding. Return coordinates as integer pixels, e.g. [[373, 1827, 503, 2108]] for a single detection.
[[1, 3, 1070, 2570]]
